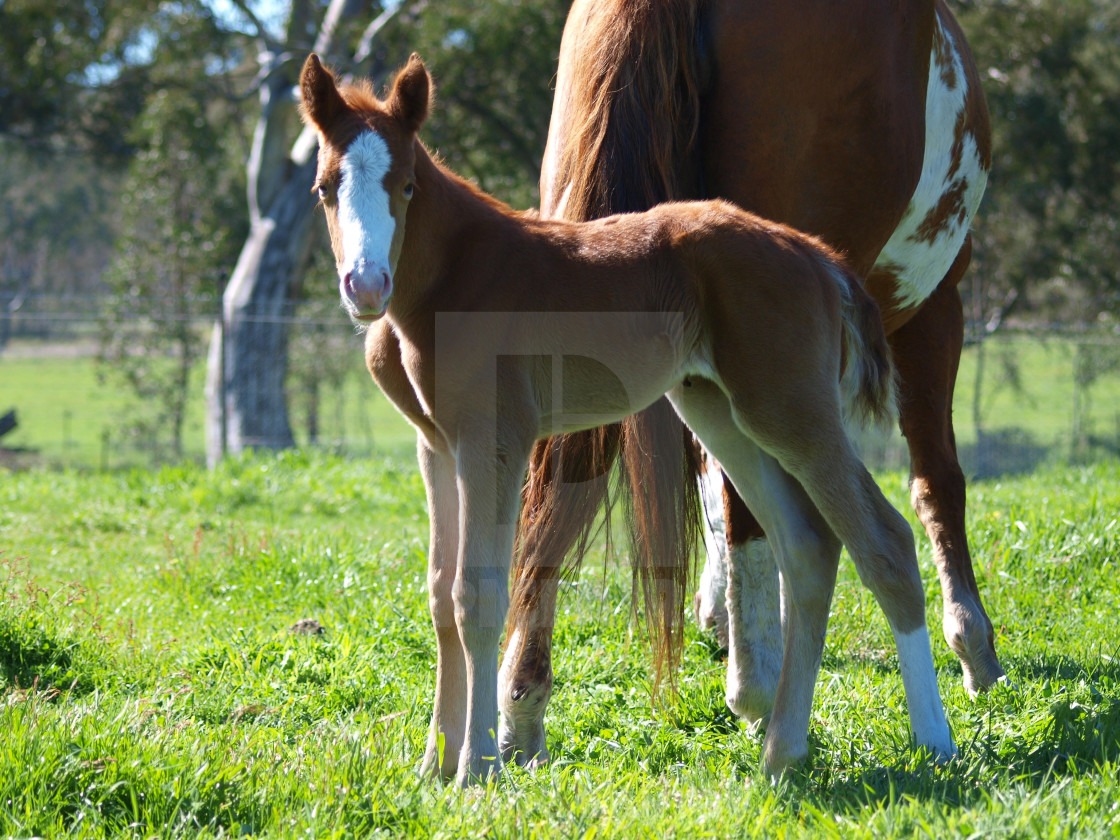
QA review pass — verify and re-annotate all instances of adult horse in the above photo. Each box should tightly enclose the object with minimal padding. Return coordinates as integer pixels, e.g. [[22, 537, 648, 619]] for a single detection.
[[499, 0, 1003, 767]]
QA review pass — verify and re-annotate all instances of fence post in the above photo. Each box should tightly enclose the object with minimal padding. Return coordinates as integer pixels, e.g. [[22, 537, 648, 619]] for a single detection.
[[217, 276, 228, 462]]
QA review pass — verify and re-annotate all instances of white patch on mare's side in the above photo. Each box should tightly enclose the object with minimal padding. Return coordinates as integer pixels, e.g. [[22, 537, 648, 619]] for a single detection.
[[337, 130, 396, 282], [875, 12, 988, 310]]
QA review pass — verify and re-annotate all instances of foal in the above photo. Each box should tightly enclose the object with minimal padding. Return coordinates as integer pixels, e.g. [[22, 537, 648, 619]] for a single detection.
[[300, 52, 955, 785]]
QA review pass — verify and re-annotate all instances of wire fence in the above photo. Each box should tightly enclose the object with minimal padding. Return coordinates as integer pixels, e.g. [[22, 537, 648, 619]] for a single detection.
[[0, 292, 400, 469], [4, 292, 1120, 476]]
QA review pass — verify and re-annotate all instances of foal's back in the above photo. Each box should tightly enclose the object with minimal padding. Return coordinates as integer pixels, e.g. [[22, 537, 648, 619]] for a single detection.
[[514, 198, 849, 321]]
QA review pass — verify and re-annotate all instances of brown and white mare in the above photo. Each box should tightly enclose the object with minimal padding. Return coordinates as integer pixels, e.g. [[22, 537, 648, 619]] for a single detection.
[[497, 0, 1004, 769], [300, 52, 955, 784]]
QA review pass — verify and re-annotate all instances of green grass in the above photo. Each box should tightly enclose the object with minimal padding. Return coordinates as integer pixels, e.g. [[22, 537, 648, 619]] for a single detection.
[[0, 338, 418, 468], [2, 451, 1119, 837]]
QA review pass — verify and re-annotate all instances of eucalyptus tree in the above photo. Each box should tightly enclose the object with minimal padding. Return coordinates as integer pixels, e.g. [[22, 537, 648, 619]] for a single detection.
[[99, 83, 246, 460], [959, 0, 1120, 327], [957, 0, 1120, 455]]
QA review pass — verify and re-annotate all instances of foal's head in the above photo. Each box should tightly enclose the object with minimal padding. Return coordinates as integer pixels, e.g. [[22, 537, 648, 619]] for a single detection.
[[300, 53, 432, 323]]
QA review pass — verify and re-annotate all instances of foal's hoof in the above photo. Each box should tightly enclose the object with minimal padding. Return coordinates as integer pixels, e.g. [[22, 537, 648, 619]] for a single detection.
[[497, 672, 552, 770], [725, 653, 780, 726], [726, 686, 776, 729], [970, 673, 1019, 701], [420, 725, 463, 783], [916, 732, 958, 766], [454, 757, 504, 788], [506, 746, 550, 770], [961, 654, 1008, 698], [420, 746, 457, 783], [760, 742, 808, 783]]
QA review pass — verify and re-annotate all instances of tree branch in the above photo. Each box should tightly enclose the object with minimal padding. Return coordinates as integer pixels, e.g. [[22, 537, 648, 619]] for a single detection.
[[224, 0, 279, 52]]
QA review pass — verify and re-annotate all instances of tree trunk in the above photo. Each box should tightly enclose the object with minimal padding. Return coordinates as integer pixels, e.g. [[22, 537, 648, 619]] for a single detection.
[[205, 0, 403, 467], [204, 151, 317, 464]]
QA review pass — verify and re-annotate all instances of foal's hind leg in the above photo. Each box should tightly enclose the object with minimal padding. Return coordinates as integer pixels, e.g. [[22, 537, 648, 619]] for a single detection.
[[732, 395, 956, 765], [670, 381, 840, 775], [674, 375, 954, 772], [889, 242, 1006, 694]]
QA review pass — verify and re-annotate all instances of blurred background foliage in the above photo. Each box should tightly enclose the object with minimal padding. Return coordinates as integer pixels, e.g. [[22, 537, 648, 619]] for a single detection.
[[2, 0, 1116, 321], [1, 0, 1118, 465]]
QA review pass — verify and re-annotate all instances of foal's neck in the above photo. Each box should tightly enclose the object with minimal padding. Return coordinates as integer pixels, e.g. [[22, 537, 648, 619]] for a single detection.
[[389, 142, 517, 323]]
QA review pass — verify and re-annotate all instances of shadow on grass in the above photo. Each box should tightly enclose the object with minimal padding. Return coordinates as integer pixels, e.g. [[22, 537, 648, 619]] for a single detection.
[[960, 427, 1049, 479], [819, 649, 900, 677], [1007, 652, 1120, 684], [0, 616, 98, 694], [791, 695, 1120, 815]]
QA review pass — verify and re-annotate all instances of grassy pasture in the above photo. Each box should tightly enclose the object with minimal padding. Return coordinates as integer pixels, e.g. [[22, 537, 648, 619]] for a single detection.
[[0, 337, 418, 468], [2, 451, 1120, 837]]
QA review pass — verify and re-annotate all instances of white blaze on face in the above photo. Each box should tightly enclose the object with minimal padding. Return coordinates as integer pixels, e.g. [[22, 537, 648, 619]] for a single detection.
[[876, 12, 988, 310], [337, 130, 395, 286]]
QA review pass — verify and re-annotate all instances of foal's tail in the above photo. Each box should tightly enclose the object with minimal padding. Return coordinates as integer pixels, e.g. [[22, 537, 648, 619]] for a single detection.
[[833, 263, 898, 431]]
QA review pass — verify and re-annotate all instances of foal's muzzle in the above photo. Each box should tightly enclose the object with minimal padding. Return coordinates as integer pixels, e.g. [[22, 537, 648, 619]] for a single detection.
[[341, 260, 393, 321]]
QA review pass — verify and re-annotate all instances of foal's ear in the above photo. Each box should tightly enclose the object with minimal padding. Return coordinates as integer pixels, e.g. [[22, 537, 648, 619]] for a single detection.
[[386, 53, 432, 133], [300, 53, 347, 132]]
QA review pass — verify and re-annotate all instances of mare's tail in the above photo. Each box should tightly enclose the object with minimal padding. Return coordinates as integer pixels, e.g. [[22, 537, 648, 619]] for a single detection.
[[833, 264, 898, 431], [509, 0, 709, 687]]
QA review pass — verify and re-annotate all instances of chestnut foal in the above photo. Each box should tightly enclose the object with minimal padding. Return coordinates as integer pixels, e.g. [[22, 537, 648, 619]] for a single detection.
[[300, 52, 954, 785]]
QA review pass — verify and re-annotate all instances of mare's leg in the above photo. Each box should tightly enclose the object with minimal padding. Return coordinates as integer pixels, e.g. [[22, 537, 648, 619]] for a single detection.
[[695, 457, 786, 726], [891, 241, 1005, 694], [722, 491, 785, 727], [695, 456, 730, 644], [498, 585, 556, 769], [454, 427, 534, 785], [417, 440, 467, 780], [670, 381, 840, 775]]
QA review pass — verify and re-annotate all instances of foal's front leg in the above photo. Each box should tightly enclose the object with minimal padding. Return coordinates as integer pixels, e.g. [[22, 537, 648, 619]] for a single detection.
[[453, 431, 532, 785], [418, 440, 467, 780]]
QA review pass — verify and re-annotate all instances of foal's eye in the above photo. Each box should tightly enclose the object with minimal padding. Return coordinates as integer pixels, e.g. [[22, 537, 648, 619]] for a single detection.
[[402, 182, 414, 200], [316, 185, 328, 202]]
